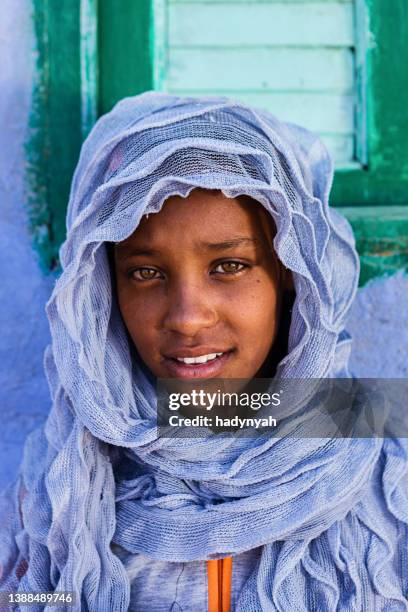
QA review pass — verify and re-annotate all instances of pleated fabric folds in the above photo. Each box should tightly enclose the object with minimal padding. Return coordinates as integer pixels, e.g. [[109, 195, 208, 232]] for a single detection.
[[1, 92, 407, 611]]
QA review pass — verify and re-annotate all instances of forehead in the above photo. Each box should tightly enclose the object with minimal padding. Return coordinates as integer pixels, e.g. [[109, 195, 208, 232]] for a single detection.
[[117, 189, 274, 248]]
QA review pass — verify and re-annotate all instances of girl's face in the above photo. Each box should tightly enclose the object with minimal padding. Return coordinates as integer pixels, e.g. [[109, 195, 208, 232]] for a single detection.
[[114, 189, 289, 379]]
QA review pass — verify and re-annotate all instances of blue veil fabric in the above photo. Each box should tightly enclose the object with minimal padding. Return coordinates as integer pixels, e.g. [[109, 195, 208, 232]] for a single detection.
[[1, 92, 408, 610]]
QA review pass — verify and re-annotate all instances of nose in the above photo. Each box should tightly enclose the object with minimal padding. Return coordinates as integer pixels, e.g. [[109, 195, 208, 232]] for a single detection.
[[162, 281, 218, 337]]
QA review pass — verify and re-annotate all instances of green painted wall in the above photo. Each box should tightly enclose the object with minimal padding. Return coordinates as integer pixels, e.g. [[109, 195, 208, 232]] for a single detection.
[[343, 206, 408, 285]]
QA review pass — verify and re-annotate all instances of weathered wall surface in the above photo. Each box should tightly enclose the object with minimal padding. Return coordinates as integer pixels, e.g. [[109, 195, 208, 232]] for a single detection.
[[0, 1, 407, 492], [347, 272, 408, 378], [0, 0, 53, 490]]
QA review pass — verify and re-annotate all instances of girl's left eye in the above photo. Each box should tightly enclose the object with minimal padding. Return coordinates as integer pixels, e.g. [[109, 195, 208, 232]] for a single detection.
[[212, 261, 248, 275]]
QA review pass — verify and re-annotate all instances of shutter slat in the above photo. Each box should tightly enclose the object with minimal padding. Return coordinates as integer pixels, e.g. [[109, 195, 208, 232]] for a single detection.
[[168, 48, 354, 92], [174, 91, 354, 135], [170, 3, 354, 47]]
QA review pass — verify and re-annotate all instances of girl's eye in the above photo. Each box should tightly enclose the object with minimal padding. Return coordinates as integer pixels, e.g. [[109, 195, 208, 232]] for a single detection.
[[128, 267, 162, 281], [213, 261, 248, 275]]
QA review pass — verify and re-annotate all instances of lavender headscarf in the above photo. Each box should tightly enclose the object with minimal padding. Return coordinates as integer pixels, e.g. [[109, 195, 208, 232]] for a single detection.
[[1, 92, 408, 610]]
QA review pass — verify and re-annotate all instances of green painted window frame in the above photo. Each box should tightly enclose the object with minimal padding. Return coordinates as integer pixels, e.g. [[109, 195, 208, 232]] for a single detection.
[[29, 0, 154, 270], [151, 0, 408, 206], [30, 0, 408, 285], [331, 0, 408, 206]]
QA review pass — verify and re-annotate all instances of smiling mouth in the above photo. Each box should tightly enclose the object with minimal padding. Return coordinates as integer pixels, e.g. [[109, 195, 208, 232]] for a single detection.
[[163, 349, 235, 378], [174, 352, 224, 365]]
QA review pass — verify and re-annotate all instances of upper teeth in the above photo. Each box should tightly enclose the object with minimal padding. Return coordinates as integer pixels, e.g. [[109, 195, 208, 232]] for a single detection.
[[176, 353, 223, 364]]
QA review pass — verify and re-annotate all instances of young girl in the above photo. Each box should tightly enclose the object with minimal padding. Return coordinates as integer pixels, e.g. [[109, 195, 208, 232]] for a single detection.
[[1, 92, 407, 611]]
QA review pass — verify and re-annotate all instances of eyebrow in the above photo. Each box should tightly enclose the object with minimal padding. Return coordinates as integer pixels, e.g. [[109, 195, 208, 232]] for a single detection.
[[115, 246, 161, 260], [199, 237, 262, 251], [115, 237, 263, 260]]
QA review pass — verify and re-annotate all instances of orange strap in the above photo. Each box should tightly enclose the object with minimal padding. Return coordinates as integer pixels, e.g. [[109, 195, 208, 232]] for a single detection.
[[207, 557, 233, 612]]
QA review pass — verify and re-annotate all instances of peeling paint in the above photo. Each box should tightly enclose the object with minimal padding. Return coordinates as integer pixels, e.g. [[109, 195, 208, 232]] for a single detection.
[[80, 0, 98, 138], [27, 0, 82, 270], [343, 205, 408, 285], [25, 0, 53, 271]]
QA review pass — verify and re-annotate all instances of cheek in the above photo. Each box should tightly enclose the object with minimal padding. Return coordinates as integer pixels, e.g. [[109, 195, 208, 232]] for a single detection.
[[232, 278, 280, 350], [238, 277, 279, 322], [116, 287, 160, 353]]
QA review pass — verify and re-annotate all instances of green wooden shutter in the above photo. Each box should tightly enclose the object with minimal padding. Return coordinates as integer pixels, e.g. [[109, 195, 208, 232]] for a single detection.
[[30, 0, 408, 285], [163, 0, 358, 167]]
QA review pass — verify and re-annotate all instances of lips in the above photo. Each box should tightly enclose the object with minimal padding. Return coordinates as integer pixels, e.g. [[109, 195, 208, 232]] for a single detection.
[[162, 348, 234, 378]]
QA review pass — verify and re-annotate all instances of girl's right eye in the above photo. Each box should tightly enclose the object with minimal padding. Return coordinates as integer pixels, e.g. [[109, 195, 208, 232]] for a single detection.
[[127, 267, 162, 281]]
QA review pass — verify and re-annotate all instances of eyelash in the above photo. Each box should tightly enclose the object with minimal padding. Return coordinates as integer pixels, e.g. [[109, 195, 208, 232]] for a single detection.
[[127, 260, 250, 282], [212, 261, 248, 275]]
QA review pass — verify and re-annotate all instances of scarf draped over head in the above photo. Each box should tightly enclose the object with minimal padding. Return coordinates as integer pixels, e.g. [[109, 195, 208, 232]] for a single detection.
[[1, 92, 408, 611]]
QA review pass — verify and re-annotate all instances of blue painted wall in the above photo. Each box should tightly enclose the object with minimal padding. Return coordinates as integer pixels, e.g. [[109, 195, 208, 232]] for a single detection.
[[0, 0, 53, 490]]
